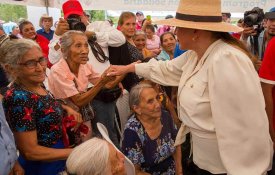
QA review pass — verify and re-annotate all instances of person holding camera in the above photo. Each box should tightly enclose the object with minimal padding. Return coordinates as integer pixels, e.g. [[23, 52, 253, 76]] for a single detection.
[[48, 0, 126, 147], [241, 7, 275, 63]]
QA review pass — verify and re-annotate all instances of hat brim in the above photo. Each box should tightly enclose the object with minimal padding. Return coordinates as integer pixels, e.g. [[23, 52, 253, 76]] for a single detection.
[[64, 11, 84, 19], [97, 123, 136, 175], [154, 18, 243, 33]]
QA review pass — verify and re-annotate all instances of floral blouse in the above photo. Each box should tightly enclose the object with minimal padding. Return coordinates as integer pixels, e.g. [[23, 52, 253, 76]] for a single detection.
[[122, 110, 178, 175], [3, 83, 64, 147]]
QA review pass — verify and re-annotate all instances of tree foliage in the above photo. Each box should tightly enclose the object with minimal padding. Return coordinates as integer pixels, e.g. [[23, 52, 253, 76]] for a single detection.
[[0, 4, 27, 23]]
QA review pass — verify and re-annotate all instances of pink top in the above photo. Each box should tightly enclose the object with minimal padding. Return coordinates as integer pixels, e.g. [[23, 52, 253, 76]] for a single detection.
[[48, 58, 100, 99], [146, 35, 160, 51]]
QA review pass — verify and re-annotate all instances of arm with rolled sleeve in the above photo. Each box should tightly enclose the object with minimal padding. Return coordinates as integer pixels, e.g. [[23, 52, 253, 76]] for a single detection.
[[86, 21, 126, 48], [208, 49, 272, 174], [48, 34, 62, 65]]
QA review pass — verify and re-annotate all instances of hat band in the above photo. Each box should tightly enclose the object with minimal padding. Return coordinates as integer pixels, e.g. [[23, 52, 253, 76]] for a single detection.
[[176, 12, 222, 22]]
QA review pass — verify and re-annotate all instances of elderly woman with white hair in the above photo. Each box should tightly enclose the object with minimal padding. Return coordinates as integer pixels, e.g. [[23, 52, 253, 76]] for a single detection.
[[0, 39, 82, 175], [65, 137, 125, 175], [48, 30, 116, 141], [108, 0, 273, 174]]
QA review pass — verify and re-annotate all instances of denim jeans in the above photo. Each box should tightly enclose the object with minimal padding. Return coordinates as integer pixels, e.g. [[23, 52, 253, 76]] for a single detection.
[[92, 100, 119, 148]]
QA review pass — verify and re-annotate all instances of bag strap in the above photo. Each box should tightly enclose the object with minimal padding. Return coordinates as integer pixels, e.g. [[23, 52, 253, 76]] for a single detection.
[[88, 39, 109, 63]]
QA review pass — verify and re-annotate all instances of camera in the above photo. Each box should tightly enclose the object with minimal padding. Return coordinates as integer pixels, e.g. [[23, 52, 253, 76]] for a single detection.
[[67, 17, 86, 32], [244, 7, 264, 33]]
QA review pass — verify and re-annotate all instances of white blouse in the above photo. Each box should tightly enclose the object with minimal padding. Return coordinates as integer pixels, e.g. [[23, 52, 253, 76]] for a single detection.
[[135, 39, 273, 175]]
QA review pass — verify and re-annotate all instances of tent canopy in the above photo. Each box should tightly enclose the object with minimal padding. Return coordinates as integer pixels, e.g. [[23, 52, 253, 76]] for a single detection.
[[1, 0, 275, 12]]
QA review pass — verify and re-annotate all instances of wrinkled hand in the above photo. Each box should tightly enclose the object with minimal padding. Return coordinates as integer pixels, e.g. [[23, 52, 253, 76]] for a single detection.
[[55, 18, 69, 36], [9, 161, 24, 175], [100, 68, 116, 84], [63, 105, 83, 131]]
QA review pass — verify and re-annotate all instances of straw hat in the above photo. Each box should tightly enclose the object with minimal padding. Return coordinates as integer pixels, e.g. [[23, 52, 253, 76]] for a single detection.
[[97, 123, 135, 175], [154, 0, 242, 33], [39, 14, 53, 27]]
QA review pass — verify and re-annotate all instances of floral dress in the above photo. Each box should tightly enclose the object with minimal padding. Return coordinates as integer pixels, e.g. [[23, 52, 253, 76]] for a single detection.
[[122, 110, 178, 175], [3, 83, 66, 175]]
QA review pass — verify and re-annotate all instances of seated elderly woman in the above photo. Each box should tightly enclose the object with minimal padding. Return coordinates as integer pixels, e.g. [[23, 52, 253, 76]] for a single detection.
[[133, 30, 155, 60], [156, 32, 177, 61], [48, 30, 116, 141], [122, 83, 182, 175], [0, 39, 82, 175], [64, 123, 135, 175]]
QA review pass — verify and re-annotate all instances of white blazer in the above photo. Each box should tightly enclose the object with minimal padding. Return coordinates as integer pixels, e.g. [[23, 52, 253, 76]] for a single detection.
[[135, 39, 273, 175]]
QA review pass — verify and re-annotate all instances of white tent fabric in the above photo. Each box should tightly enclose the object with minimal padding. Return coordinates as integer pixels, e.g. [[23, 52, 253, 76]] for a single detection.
[[1, 0, 275, 12]]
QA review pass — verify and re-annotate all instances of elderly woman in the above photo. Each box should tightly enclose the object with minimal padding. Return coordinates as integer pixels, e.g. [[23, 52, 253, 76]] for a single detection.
[[133, 30, 155, 60], [64, 123, 135, 175], [19, 20, 51, 68], [48, 30, 115, 141], [65, 137, 126, 175], [108, 0, 273, 174], [0, 39, 82, 175], [121, 83, 182, 175], [157, 32, 177, 61]]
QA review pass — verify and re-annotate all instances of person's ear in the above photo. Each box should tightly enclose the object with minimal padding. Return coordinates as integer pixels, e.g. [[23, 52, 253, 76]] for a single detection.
[[132, 105, 142, 115]]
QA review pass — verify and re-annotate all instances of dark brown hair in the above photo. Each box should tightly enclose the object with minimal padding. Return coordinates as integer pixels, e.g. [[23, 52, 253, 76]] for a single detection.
[[214, 32, 257, 66], [160, 32, 176, 45]]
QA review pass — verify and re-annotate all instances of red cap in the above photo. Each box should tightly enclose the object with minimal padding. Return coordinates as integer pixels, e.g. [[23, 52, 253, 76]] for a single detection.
[[62, 0, 84, 19]]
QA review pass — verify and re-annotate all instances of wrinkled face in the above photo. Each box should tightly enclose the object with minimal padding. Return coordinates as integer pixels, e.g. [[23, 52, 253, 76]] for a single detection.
[[133, 34, 146, 50], [67, 34, 89, 64], [134, 88, 161, 119], [145, 28, 154, 39], [16, 46, 46, 84], [161, 33, 176, 52], [120, 17, 136, 38], [266, 19, 275, 36], [42, 18, 52, 30], [175, 27, 194, 50], [109, 143, 126, 175], [21, 23, 37, 40]]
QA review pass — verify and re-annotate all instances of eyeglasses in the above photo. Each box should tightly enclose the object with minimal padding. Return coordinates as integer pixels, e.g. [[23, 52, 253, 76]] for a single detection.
[[18, 57, 47, 69]]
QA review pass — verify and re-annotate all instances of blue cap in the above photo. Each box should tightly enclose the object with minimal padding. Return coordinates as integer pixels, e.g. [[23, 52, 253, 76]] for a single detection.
[[265, 7, 275, 19]]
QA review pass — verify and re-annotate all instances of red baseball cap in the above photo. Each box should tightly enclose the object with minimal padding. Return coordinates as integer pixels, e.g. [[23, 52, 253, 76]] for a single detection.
[[62, 0, 84, 19]]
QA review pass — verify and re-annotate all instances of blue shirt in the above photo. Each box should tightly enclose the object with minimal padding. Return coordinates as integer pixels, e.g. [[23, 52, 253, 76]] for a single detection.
[[173, 42, 186, 58], [36, 28, 54, 41], [0, 102, 17, 175]]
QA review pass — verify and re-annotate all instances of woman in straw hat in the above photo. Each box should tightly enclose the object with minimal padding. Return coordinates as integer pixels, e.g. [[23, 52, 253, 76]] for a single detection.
[[107, 0, 273, 174]]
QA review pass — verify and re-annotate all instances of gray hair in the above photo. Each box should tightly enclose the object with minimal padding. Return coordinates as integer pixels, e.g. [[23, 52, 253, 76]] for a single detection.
[[133, 30, 146, 40], [129, 83, 153, 108], [0, 38, 40, 66], [60, 30, 87, 59], [66, 137, 110, 175]]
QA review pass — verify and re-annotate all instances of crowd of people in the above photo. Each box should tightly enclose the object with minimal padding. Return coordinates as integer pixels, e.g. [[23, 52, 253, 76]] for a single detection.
[[0, 0, 275, 174]]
